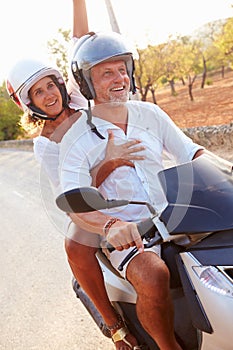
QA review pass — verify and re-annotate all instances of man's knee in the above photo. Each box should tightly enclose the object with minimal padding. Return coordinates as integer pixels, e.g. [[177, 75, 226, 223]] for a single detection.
[[65, 238, 98, 264], [65, 238, 80, 262], [126, 251, 170, 293]]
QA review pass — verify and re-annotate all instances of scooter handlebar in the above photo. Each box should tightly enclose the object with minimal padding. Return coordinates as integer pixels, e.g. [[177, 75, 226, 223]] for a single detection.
[[137, 217, 155, 236], [106, 217, 163, 270], [107, 217, 155, 252]]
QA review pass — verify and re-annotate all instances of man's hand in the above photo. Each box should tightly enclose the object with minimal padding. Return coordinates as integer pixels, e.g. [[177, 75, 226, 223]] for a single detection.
[[106, 221, 144, 253]]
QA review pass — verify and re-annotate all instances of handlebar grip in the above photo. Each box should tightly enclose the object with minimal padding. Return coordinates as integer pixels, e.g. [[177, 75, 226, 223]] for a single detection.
[[137, 217, 154, 237], [107, 243, 115, 253], [107, 218, 154, 253]]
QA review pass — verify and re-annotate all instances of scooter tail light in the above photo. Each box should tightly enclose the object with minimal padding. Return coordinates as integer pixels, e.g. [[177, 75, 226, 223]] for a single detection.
[[193, 266, 233, 298]]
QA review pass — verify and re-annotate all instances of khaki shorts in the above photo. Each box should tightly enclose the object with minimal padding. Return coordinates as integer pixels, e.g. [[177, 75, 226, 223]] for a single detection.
[[67, 220, 161, 279], [102, 238, 161, 279]]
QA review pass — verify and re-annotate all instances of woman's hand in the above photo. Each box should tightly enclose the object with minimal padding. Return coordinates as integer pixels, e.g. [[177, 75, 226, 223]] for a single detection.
[[104, 130, 145, 162]]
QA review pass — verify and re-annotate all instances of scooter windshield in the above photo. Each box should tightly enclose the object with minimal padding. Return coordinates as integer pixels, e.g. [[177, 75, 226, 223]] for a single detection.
[[158, 152, 233, 234]]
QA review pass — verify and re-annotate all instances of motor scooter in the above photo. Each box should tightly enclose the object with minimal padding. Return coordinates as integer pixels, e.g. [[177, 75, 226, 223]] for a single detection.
[[56, 152, 233, 350]]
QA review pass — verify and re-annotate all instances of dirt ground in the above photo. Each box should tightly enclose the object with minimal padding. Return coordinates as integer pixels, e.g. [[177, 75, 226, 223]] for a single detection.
[[152, 69, 233, 129]]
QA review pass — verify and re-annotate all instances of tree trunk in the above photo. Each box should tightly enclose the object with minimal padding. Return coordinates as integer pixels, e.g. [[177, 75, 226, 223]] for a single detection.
[[201, 56, 207, 89], [188, 83, 194, 101], [188, 75, 197, 101], [168, 79, 176, 96], [221, 66, 225, 78], [180, 77, 185, 85], [141, 83, 151, 101], [150, 88, 157, 104]]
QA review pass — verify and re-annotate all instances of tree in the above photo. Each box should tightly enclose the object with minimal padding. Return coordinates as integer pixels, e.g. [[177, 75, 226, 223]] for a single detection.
[[214, 17, 233, 72], [0, 83, 24, 141], [177, 37, 204, 101], [161, 35, 188, 96], [195, 20, 228, 87], [134, 44, 166, 102], [47, 29, 71, 82]]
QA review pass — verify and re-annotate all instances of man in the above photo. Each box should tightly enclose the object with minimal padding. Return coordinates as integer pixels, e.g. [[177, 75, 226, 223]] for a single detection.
[[59, 31, 204, 350]]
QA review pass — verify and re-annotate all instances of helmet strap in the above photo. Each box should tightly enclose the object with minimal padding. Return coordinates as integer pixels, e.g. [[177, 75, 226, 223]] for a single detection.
[[86, 100, 105, 140], [30, 107, 65, 121]]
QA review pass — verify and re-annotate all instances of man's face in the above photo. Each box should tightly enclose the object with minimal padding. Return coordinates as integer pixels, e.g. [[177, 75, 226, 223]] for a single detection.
[[91, 60, 130, 104]]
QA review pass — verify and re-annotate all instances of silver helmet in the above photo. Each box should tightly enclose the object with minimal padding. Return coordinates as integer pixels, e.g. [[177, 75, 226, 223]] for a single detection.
[[71, 31, 136, 100]]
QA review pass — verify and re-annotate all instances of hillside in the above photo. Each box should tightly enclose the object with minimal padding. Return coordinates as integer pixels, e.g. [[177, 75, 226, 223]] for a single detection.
[[154, 69, 233, 128]]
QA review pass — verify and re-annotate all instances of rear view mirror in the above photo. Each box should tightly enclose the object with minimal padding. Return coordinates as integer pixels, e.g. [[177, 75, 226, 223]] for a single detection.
[[56, 187, 130, 213]]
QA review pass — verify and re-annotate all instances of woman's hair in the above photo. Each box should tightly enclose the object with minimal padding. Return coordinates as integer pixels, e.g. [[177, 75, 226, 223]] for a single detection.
[[19, 112, 44, 136]]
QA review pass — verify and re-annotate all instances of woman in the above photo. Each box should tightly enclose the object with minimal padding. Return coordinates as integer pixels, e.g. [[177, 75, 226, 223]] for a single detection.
[[6, 2, 143, 348]]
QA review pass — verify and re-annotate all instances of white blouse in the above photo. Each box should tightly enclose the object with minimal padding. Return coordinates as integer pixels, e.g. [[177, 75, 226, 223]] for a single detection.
[[33, 37, 87, 197]]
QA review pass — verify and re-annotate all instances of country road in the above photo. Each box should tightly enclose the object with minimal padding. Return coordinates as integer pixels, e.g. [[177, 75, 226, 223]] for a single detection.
[[1, 146, 232, 350], [0, 149, 114, 350]]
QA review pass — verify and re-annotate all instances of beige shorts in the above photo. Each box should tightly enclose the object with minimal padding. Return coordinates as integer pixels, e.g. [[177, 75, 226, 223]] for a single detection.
[[102, 238, 161, 279], [66, 220, 161, 279]]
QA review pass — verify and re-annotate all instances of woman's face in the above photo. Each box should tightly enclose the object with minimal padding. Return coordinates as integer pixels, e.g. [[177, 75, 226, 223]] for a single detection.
[[29, 76, 63, 117]]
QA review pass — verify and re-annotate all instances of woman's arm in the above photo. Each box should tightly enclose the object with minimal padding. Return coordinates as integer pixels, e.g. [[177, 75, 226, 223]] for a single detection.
[[72, 0, 89, 38], [90, 130, 146, 187], [66, 1, 89, 107], [192, 149, 205, 159]]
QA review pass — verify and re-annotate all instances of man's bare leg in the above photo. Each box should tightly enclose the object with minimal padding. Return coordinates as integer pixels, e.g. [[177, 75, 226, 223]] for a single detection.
[[126, 252, 183, 350]]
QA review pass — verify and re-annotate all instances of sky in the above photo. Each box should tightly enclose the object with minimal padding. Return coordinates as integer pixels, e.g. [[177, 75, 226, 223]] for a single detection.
[[0, 0, 232, 84]]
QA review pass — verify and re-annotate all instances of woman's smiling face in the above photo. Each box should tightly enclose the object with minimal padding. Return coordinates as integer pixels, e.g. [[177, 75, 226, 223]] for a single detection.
[[29, 76, 63, 117]]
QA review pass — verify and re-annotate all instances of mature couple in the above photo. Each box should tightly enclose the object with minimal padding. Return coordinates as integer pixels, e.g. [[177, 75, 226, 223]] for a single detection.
[[7, 1, 205, 349]]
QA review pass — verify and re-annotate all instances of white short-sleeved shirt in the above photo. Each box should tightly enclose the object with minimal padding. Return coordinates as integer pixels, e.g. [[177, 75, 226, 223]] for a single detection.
[[59, 101, 202, 219]]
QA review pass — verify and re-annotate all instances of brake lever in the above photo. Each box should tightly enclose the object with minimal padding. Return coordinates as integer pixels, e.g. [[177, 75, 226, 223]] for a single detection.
[[107, 217, 155, 253], [117, 233, 162, 271]]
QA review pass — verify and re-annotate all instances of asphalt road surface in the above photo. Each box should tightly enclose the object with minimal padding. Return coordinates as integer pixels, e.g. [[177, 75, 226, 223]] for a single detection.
[[0, 149, 114, 350], [1, 146, 232, 350]]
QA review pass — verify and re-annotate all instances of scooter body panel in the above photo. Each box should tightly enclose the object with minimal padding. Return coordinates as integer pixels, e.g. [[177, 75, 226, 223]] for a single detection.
[[96, 251, 137, 303], [180, 251, 233, 350]]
